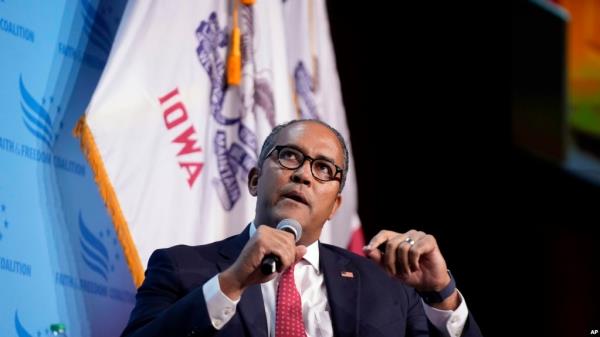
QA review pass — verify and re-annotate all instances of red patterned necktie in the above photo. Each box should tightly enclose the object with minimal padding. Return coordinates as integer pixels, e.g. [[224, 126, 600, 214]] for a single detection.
[[275, 262, 307, 337]]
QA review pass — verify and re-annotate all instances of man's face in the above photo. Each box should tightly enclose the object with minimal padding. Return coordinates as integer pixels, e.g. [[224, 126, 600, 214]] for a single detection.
[[249, 121, 343, 246]]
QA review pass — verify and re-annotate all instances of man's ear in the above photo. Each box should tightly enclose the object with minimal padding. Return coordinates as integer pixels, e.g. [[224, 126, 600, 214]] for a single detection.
[[327, 193, 343, 220], [248, 167, 260, 196]]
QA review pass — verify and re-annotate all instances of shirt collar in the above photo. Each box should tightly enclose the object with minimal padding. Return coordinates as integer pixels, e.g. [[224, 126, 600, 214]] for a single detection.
[[250, 222, 320, 273]]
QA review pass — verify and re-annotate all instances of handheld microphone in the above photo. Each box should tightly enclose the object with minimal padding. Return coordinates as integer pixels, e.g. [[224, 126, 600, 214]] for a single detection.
[[260, 219, 303, 275]]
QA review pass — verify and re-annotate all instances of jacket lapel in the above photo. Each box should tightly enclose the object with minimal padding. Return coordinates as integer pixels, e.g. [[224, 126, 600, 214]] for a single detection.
[[217, 225, 268, 337], [237, 285, 268, 337], [320, 243, 359, 337]]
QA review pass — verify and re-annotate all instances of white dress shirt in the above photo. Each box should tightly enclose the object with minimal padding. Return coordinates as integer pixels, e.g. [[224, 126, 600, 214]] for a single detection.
[[203, 223, 469, 337]]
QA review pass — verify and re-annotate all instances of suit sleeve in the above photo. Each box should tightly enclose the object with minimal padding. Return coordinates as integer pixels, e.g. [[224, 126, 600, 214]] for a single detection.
[[457, 313, 483, 337], [405, 287, 483, 337], [120, 249, 218, 337], [404, 285, 437, 337]]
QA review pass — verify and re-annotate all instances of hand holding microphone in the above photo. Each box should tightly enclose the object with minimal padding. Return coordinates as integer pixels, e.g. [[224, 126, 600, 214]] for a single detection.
[[260, 219, 303, 275], [219, 219, 305, 300]]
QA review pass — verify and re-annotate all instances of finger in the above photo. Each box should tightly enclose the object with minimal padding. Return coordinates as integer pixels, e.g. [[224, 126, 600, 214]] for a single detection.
[[383, 235, 404, 276], [258, 224, 295, 245], [296, 245, 307, 260], [366, 230, 396, 252], [398, 229, 425, 278], [281, 245, 306, 271], [256, 226, 297, 269], [275, 240, 298, 270], [396, 238, 412, 277], [395, 229, 415, 270], [407, 231, 427, 272], [364, 245, 383, 263]]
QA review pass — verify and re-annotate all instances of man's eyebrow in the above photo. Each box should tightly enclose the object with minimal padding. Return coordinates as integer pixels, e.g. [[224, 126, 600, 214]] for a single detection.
[[282, 144, 338, 166]]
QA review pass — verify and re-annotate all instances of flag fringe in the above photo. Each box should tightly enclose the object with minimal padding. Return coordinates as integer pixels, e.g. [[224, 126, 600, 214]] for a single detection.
[[74, 116, 145, 288]]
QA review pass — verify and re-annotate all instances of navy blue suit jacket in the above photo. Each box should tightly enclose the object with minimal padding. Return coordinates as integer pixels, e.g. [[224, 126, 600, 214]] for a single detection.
[[121, 226, 482, 337]]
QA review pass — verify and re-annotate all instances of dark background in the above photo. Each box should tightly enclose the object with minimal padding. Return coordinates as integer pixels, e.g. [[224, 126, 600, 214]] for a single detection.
[[327, 1, 599, 336]]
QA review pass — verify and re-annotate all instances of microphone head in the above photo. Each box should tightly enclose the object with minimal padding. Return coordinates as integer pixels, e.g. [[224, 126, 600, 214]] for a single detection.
[[276, 218, 302, 243]]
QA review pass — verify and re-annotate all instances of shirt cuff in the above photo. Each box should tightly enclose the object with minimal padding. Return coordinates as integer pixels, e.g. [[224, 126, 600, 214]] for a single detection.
[[202, 274, 240, 330], [422, 290, 469, 337]]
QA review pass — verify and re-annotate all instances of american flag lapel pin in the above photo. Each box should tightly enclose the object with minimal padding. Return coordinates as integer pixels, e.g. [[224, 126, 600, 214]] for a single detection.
[[341, 271, 354, 278]]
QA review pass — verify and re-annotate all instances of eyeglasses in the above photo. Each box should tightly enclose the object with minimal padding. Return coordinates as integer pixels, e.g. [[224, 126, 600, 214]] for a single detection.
[[268, 145, 343, 183]]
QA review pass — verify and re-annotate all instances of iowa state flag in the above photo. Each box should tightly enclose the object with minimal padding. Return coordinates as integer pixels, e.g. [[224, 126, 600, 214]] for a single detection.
[[282, 0, 363, 255], [77, 0, 363, 287]]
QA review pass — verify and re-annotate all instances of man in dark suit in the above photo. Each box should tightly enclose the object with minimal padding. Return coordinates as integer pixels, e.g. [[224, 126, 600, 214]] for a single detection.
[[121, 119, 483, 337]]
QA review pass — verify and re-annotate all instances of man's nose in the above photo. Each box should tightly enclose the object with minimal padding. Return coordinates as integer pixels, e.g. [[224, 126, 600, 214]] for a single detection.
[[291, 160, 312, 186]]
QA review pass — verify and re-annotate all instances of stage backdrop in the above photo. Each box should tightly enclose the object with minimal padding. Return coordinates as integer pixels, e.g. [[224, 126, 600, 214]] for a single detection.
[[0, 1, 134, 336], [1, 1, 362, 335], [79, 0, 363, 287]]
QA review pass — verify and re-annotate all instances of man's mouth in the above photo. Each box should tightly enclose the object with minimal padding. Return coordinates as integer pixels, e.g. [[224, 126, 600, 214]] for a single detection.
[[281, 191, 309, 206]]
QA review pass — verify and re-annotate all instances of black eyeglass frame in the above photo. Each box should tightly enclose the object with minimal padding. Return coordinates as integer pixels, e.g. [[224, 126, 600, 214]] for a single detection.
[[267, 145, 344, 183]]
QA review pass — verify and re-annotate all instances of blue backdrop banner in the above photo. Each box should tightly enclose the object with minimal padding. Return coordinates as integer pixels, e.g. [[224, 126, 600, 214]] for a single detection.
[[0, 1, 133, 336]]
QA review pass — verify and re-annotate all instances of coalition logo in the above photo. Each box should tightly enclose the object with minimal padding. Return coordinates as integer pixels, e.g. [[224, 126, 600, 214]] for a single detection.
[[79, 212, 117, 281], [80, 0, 115, 56], [19, 75, 62, 148], [54, 212, 135, 304], [14, 310, 63, 337], [57, 0, 119, 69], [14, 310, 57, 337], [15, 311, 33, 337], [10, 76, 86, 176]]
